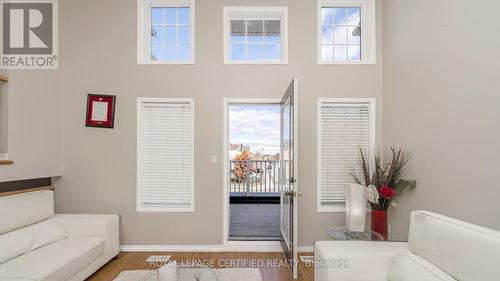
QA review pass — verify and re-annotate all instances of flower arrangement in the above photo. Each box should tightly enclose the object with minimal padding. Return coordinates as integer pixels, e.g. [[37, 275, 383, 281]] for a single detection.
[[351, 146, 416, 211]]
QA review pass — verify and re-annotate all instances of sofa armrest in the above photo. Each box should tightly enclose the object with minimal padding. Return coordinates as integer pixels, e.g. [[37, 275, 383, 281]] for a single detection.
[[314, 241, 408, 281], [50, 214, 119, 258]]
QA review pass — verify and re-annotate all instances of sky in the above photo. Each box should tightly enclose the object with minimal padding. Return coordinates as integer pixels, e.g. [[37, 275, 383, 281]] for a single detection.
[[229, 105, 280, 154]]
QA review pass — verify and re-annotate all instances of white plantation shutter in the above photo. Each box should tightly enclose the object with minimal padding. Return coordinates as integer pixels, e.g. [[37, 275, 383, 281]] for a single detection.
[[137, 98, 194, 212], [318, 99, 374, 212]]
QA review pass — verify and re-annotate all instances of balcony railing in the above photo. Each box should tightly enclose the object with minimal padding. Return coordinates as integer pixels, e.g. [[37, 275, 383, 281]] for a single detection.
[[230, 160, 280, 197]]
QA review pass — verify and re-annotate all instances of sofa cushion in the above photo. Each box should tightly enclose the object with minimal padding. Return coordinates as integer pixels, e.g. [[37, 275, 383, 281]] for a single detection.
[[0, 238, 104, 281], [315, 241, 408, 281], [25, 220, 68, 251], [0, 191, 54, 235], [0, 229, 34, 265], [0, 220, 67, 265], [409, 211, 500, 281], [388, 250, 456, 281]]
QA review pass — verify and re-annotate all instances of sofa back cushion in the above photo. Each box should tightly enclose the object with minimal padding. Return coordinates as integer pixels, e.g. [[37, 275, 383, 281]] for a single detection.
[[0, 190, 55, 235], [0, 220, 67, 265], [388, 250, 456, 281], [409, 211, 500, 281]]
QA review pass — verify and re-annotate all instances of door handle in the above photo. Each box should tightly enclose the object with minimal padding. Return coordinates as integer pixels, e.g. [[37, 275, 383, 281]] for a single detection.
[[285, 191, 303, 197]]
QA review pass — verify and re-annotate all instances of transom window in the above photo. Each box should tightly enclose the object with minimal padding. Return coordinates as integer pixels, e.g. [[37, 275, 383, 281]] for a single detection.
[[230, 20, 281, 61], [321, 7, 361, 62], [151, 7, 191, 62], [318, 0, 375, 64], [224, 7, 288, 64], [137, 0, 195, 64]]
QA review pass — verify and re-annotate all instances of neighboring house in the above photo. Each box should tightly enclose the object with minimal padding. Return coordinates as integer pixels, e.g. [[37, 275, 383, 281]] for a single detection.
[[229, 143, 250, 159]]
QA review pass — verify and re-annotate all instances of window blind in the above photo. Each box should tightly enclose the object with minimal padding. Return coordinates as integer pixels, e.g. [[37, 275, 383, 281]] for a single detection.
[[230, 20, 281, 36], [137, 99, 194, 212], [318, 101, 373, 212]]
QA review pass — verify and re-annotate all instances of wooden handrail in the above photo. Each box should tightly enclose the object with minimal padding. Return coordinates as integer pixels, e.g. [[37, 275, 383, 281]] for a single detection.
[[0, 186, 55, 197], [0, 75, 8, 82], [0, 160, 14, 165]]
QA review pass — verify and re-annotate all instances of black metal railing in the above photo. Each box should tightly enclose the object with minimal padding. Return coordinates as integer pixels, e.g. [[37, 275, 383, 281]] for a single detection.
[[230, 160, 280, 197]]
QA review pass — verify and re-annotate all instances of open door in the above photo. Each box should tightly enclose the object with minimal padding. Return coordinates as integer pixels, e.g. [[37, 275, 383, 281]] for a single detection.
[[280, 78, 299, 279]]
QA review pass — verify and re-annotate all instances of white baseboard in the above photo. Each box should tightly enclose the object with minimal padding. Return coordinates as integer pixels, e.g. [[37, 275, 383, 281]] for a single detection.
[[121, 245, 224, 252], [121, 243, 314, 253], [297, 245, 313, 253]]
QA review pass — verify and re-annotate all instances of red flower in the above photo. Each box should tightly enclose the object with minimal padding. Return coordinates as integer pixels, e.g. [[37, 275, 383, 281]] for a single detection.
[[379, 186, 396, 199]]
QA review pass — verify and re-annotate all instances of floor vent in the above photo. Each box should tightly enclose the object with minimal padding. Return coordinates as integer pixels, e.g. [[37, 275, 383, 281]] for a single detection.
[[146, 255, 171, 265]]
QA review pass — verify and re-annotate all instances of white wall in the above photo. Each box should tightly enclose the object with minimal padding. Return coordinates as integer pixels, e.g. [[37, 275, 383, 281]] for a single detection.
[[0, 71, 8, 154], [0, 69, 64, 181], [383, 0, 500, 240], [53, 0, 384, 246]]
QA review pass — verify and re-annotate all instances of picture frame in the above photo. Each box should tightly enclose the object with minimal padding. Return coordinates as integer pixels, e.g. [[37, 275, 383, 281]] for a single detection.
[[85, 94, 116, 129]]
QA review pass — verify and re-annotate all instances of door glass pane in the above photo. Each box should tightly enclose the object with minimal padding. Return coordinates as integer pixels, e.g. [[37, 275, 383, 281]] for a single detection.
[[281, 99, 291, 248]]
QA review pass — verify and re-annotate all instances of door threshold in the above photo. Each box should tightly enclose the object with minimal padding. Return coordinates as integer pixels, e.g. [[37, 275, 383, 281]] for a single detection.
[[224, 240, 283, 252], [229, 236, 282, 241]]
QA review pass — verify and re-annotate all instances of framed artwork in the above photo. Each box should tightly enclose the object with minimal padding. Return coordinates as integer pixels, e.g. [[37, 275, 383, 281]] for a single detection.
[[85, 94, 116, 128]]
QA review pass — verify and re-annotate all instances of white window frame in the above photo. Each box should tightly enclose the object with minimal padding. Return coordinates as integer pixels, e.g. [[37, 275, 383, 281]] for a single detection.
[[136, 97, 195, 213], [223, 6, 288, 65], [317, 98, 376, 213], [317, 0, 376, 65], [137, 0, 195, 64]]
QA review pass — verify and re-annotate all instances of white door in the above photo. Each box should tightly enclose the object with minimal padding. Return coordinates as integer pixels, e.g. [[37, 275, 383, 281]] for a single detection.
[[280, 78, 299, 279]]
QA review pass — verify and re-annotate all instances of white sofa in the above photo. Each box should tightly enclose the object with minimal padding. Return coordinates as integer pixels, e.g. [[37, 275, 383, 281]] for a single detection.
[[0, 189, 119, 281], [314, 210, 500, 281]]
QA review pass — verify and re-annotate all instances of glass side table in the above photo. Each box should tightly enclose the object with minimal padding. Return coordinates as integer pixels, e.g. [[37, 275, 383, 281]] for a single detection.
[[327, 226, 385, 241]]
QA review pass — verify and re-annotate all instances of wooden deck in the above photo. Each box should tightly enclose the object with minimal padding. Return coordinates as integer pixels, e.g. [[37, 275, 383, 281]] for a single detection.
[[229, 203, 281, 240]]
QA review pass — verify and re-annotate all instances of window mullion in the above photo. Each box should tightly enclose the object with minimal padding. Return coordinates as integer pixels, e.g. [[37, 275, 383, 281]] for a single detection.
[[244, 20, 248, 60]]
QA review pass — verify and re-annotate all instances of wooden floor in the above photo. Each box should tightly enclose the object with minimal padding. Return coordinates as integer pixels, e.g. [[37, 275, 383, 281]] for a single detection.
[[230, 204, 281, 239], [87, 252, 314, 281]]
